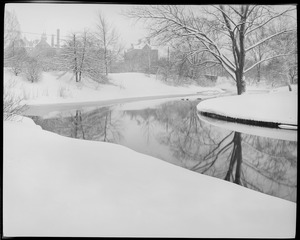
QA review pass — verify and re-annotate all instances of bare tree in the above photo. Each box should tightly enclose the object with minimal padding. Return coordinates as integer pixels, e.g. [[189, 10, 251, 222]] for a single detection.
[[77, 30, 89, 82], [267, 18, 297, 90], [95, 11, 122, 76], [59, 30, 92, 82], [127, 5, 296, 94], [4, 10, 28, 75], [246, 26, 272, 83], [4, 10, 21, 49]]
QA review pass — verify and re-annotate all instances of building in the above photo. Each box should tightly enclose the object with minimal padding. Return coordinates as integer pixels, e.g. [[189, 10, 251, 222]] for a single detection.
[[34, 33, 52, 50], [22, 29, 61, 53], [124, 38, 159, 73]]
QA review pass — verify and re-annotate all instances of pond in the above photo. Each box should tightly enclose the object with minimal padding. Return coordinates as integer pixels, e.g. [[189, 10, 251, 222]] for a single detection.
[[27, 98, 297, 202]]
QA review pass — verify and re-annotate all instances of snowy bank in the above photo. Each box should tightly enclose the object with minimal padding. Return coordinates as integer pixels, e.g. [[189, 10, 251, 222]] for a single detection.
[[4, 69, 223, 106], [3, 117, 296, 238], [198, 114, 297, 141], [197, 90, 297, 127]]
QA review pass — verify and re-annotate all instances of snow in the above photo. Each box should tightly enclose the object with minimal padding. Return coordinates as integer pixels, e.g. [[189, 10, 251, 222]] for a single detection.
[[4, 69, 224, 106], [3, 117, 296, 238], [270, 84, 298, 93], [3, 68, 297, 237], [279, 124, 298, 130], [197, 90, 298, 126]]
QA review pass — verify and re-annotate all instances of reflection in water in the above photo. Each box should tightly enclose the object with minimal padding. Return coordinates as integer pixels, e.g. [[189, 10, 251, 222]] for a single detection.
[[31, 100, 297, 202], [32, 107, 123, 143]]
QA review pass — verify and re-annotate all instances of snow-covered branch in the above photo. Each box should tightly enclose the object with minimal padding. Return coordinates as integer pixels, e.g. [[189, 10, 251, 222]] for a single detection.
[[245, 7, 296, 36], [244, 53, 295, 74], [245, 29, 295, 53]]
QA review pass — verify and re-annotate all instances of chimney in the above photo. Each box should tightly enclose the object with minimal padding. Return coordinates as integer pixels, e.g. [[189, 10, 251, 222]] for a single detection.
[[57, 29, 60, 48], [51, 34, 54, 47]]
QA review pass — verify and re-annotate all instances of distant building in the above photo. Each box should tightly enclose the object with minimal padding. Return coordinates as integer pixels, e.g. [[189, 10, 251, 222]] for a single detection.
[[34, 33, 51, 50], [124, 38, 158, 73], [22, 29, 61, 53]]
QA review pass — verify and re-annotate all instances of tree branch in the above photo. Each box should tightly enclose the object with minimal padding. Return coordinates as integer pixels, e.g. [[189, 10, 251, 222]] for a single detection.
[[245, 29, 296, 53], [245, 7, 296, 36], [244, 53, 295, 73]]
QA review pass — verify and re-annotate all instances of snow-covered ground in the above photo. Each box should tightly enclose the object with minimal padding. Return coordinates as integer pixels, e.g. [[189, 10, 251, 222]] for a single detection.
[[197, 86, 298, 127], [4, 69, 224, 106], [3, 69, 297, 237], [3, 117, 296, 238]]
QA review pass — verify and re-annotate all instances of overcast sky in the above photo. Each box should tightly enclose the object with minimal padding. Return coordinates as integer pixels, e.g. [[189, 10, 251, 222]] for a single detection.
[[5, 3, 148, 49]]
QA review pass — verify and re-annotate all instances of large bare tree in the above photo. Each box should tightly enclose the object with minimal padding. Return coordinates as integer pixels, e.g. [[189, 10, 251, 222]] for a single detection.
[[127, 5, 296, 94]]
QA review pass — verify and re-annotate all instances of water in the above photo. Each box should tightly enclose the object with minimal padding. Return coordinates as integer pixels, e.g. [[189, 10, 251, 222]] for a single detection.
[[28, 99, 297, 202]]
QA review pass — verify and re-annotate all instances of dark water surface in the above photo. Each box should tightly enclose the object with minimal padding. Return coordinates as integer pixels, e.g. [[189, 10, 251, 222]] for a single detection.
[[28, 99, 297, 202]]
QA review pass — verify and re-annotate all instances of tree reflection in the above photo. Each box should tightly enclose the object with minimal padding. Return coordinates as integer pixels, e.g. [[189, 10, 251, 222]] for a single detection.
[[71, 110, 85, 139], [32, 107, 123, 143], [225, 132, 242, 184], [190, 131, 243, 184], [189, 122, 297, 201], [123, 100, 297, 202], [31, 100, 297, 202]]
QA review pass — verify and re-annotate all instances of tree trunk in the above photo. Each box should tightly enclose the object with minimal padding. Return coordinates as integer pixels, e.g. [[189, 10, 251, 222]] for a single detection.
[[74, 110, 80, 138], [224, 144, 237, 181], [73, 34, 79, 82], [234, 132, 242, 185], [257, 64, 261, 83], [103, 112, 108, 142], [103, 43, 108, 76], [79, 71, 82, 82], [236, 71, 246, 95], [236, 6, 247, 95]]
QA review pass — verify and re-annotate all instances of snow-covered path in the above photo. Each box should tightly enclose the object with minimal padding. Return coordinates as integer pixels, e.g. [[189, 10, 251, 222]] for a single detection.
[[3, 118, 296, 238]]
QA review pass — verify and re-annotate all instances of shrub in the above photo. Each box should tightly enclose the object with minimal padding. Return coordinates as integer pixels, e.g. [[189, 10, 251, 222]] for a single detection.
[[23, 57, 42, 83], [4, 44, 28, 76], [3, 80, 27, 120], [86, 68, 109, 84]]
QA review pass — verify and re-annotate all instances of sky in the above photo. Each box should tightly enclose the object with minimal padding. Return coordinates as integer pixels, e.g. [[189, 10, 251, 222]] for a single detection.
[[5, 3, 295, 55], [5, 3, 148, 49]]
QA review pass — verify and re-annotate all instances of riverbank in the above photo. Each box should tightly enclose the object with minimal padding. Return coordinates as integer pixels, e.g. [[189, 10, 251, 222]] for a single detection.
[[4, 69, 224, 106], [3, 116, 296, 237], [197, 87, 297, 129]]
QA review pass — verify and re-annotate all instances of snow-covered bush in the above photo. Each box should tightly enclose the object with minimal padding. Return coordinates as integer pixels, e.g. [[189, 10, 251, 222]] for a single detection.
[[86, 68, 109, 84], [4, 41, 28, 76], [3, 79, 27, 120], [23, 57, 42, 83]]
